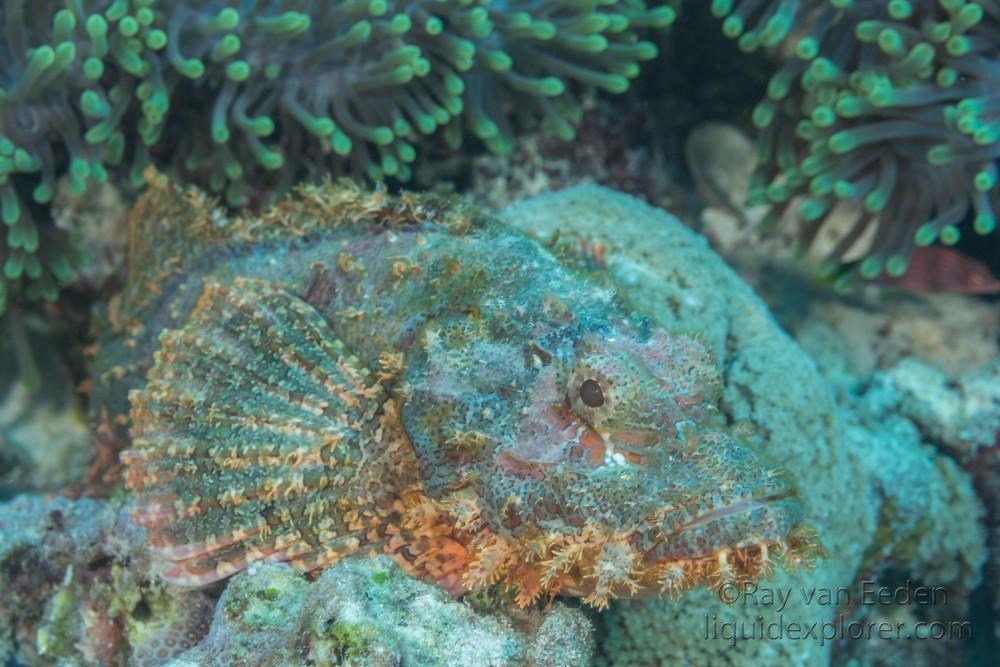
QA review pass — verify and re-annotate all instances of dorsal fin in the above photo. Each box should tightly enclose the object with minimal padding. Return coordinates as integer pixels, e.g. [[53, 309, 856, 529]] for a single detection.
[[123, 168, 225, 303], [116, 168, 483, 334]]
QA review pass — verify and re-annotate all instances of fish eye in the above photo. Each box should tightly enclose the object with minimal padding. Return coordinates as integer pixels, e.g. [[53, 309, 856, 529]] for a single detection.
[[579, 378, 605, 408]]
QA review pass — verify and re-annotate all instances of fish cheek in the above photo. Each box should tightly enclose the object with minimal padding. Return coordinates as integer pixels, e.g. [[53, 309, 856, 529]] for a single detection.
[[399, 325, 533, 495], [485, 413, 612, 536], [505, 360, 611, 469], [483, 457, 591, 538]]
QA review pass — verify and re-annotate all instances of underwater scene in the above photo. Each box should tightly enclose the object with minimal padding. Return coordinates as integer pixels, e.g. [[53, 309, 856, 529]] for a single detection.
[[2, 1, 1000, 665]]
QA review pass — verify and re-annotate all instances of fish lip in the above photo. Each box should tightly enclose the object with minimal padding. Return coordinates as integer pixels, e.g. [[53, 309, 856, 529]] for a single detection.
[[639, 489, 800, 566], [664, 489, 795, 538], [606, 429, 660, 448]]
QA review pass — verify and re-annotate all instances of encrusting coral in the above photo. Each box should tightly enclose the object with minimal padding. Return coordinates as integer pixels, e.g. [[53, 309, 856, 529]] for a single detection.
[[710, 0, 1000, 289], [0, 0, 673, 313]]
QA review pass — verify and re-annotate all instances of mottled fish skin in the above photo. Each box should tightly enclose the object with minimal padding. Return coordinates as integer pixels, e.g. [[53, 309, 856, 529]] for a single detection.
[[98, 176, 819, 609]]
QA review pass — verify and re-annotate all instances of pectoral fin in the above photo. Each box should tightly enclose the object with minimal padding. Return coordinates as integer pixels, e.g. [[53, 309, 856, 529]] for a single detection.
[[123, 276, 387, 584]]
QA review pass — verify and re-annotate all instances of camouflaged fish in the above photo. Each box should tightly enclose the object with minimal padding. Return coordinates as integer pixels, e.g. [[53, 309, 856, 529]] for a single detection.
[[95, 174, 818, 609]]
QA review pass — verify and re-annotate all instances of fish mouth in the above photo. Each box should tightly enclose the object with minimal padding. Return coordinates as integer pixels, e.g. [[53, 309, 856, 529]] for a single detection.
[[538, 489, 818, 607], [635, 487, 819, 593], [660, 490, 795, 539]]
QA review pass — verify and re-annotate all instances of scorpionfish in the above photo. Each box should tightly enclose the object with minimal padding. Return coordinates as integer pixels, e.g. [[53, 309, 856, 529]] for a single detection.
[[96, 174, 818, 609]]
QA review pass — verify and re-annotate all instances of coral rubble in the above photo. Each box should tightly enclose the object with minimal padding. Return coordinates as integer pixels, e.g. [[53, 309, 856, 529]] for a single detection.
[[168, 557, 593, 667], [0, 494, 215, 666], [0, 494, 592, 666]]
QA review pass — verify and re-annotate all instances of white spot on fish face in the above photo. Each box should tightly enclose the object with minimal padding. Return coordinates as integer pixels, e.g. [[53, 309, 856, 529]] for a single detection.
[[602, 444, 629, 467]]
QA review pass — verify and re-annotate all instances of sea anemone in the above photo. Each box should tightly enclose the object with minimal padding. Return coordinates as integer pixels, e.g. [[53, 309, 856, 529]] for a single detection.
[[0, 0, 675, 312], [153, 0, 673, 198], [710, 0, 1000, 288]]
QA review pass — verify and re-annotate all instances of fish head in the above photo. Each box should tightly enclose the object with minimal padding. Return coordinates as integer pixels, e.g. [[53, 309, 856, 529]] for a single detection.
[[484, 322, 818, 604]]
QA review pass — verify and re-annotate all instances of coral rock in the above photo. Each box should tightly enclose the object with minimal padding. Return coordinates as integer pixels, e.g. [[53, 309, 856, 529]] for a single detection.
[[168, 556, 592, 667]]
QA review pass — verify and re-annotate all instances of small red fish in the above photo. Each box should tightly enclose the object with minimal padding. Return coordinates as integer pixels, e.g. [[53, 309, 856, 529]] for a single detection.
[[880, 246, 1000, 294]]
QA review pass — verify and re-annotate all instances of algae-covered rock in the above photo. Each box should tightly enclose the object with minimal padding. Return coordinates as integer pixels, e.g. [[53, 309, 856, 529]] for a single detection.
[[0, 494, 594, 667], [0, 495, 215, 667], [500, 185, 986, 666], [169, 556, 594, 667], [526, 603, 596, 667], [0, 495, 121, 666], [864, 358, 1000, 461]]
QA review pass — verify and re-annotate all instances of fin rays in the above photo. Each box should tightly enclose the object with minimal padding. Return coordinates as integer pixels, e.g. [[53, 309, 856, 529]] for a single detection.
[[125, 277, 385, 585]]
